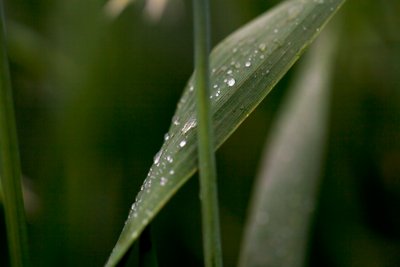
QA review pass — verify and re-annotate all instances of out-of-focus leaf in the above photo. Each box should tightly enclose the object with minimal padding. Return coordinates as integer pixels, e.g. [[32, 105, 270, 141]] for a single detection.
[[106, 0, 345, 265], [104, 0, 136, 18], [104, 0, 175, 22], [238, 29, 337, 267], [0, 3, 30, 265], [0, 177, 2, 203], [7, 22, 73, 78]]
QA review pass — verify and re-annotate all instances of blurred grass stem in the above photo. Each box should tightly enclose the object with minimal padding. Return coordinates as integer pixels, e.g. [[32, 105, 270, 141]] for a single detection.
[[192, 0, 223, 266], [0, 2, 29, 267]]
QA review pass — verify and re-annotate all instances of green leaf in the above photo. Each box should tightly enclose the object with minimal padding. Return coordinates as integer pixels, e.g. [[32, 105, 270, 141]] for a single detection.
[[0, 3, 30, 266], [106, 0, 345, 265], [238, 28, 337, 267], [104, 0, 135, 18], [0, 177, 2, 203]]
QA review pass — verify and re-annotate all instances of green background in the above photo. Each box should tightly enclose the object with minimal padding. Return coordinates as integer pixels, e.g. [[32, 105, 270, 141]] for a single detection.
[[1, 0, 399, 266]]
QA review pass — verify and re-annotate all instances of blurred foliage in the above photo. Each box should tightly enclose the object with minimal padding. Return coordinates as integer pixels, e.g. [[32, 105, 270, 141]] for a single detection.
[[0, 0, 399, 266]]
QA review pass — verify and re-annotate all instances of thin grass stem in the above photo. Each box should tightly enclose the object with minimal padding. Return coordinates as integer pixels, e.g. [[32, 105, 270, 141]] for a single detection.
[[0, 3, 29, 267], [192, 0, 223, 266]]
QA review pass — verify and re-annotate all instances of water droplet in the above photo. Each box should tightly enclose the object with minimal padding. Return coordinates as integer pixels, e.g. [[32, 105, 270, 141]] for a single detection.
[[182, 118, 197, 134], [130, 203, 136, 211], [213, 84, 218, 89], [227, 78, 236, 87], [234, 63, 241, 69], [273, 38, 283, 47], [173, 115, 180, 125], [245, 61, 251, 67], [169, 170, 175, 175], [179, 140, 187, 147], [145, 180, 152, 188], [164, 133, 170, 141], [274, 28, 279, 33], [260, 54, 265, 59], [166, 156, 173, 163], [160, 177, 168, 186], [258, 43, 266, 51], [227, 69, 233, 75], [189, 85, 194, 91], [153, 150, 162, 164]]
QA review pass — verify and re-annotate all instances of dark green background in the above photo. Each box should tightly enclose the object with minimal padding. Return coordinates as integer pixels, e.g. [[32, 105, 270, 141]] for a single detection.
[[1, 0, 399, 266]]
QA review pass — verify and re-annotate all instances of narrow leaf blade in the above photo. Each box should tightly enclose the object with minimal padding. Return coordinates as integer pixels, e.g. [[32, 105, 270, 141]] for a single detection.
[[238, 29, 337, 267], [106, 0, 345, 265]]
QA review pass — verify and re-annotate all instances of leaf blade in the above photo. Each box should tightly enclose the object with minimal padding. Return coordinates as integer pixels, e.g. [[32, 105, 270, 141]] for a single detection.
[[0, 3, 30, 266], [238, 28, 337, 267], [106, 0, 345, 265]]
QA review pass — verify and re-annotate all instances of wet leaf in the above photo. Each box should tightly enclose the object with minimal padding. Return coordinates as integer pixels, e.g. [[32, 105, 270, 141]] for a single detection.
[[106, 0, 345, 265]]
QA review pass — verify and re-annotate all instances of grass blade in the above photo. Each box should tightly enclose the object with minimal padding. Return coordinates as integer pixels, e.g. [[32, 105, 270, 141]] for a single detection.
[[193, 0, 223, 266], [0, 3, 30, 267], [238, 28, 337, 267], [105, 0, 345, 265]]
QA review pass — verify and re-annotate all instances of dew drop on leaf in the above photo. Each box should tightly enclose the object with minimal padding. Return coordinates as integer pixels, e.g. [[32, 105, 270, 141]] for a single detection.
[[227, 78, 236, 87], [166, 156, 173, 163], [160, 177, 168, 186], [179, 140, 187, 147], [164, 133, 170, 141], [173, 115, 180, 125], [182, 118, 197, 134], [153, 150, 162, 164]]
